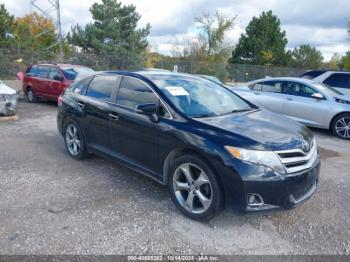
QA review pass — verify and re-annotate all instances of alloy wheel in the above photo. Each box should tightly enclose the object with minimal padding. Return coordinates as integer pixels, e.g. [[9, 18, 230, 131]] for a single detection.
[[335, 117, 350, 139], [65, 124, 81, 156], [27, 90, 34, 102], [172, 163, 212, 214]]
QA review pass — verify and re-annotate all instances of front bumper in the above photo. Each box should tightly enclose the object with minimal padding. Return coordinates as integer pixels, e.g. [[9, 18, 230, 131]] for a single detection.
[[0, 95, 17, 116], [243, 161, 320, 212]]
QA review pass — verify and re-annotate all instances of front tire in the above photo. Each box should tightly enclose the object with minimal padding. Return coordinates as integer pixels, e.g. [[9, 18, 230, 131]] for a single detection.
[[168, 154, 224, 221], [64, 121, 88, 159], [331, 113, 350, 140]]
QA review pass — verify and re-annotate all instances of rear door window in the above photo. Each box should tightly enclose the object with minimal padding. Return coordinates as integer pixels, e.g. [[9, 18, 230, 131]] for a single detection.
[[323, 73, 350, 89], [86, 75, 118, 102], [249, 82, 263, 91], [37, 66, 50, 79], [261, 81, 284, 93], [26, 65, 38, 76]]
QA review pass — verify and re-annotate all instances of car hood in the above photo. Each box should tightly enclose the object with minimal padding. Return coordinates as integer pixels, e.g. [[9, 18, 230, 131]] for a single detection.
[[0, 82, 16, 95], [195, 109, 313, 151]]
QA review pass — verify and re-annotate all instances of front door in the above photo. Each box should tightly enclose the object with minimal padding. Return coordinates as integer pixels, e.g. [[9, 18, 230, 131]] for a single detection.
[[47, 66, 65, 100], [109, 76, 161, 173], [283, 81, 328, 127]]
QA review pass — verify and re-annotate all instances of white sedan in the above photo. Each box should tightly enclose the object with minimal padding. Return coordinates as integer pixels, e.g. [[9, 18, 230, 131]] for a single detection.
[[0, 81, 18, 116], [233, 77, 350, 139]]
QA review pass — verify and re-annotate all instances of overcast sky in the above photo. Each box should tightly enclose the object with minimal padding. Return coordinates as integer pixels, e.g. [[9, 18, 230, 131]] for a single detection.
[[1, 0, 349, 60]]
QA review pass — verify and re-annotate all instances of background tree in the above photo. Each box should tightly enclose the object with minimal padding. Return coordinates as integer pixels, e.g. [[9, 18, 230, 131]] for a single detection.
[[195, 11, 236, 58], [67, 0, 150, 65], [0, 4, 14, 48], [291, 44, 323, 69], [323, 53, 342, 70], [228, 10, 289, 65], [13, 12, 56, 52], [342, 51, 350, 70]]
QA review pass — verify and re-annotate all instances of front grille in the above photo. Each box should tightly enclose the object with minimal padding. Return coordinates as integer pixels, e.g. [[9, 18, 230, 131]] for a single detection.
[[275, 140, 318, 174]]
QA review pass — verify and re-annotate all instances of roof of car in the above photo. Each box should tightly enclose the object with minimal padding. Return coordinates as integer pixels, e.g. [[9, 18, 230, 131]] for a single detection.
[[303, 69, 350, 73], [102, 70, 199, 79], [249, 77, 319, 85], [32, 63, 91, 68]]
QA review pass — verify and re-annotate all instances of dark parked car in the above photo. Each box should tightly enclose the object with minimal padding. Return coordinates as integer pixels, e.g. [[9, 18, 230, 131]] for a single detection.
[[23, 64, 94, 103], [57, 71, 320, 220]]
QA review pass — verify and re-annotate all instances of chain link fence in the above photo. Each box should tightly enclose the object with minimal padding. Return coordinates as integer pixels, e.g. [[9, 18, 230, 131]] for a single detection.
[[0, 48, 306, 83]]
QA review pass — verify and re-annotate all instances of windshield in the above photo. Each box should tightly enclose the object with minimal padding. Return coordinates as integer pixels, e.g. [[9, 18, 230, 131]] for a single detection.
[[312, 82, 343, 97], [60, 66, 94, 81], [200, 75, 223, 85], [151, 75, 253, 118]]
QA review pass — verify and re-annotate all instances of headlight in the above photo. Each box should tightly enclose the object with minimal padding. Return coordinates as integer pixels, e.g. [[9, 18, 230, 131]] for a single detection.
[[225, 146, 285, 174]]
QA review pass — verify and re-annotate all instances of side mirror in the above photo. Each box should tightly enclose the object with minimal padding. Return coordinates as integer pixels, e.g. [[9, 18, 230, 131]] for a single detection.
[[53, 75, 62, 81], [311, 93, 324, 100], [136, 103, 158, 115]]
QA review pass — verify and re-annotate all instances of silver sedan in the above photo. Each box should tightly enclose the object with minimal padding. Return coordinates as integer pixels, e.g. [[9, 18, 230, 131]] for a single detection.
[[233, 77, 350, 139]]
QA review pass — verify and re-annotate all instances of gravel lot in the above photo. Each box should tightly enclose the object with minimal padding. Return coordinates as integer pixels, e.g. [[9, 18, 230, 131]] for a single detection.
[[0, 101, 349, 255]]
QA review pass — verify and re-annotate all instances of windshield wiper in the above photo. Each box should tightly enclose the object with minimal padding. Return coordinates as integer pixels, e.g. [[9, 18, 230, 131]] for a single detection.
[[231, 109, 253, 113], [192, 114, 213, 118]]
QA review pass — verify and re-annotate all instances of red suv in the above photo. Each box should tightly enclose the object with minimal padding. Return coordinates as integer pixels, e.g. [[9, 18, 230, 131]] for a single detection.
[[23, 64, 94, 103]]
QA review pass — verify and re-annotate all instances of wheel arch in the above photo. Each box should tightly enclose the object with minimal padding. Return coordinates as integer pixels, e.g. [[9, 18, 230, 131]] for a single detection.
[[329, 111, 350, 130], [161, 146, 228, 194], [25, 84, 33, 94]]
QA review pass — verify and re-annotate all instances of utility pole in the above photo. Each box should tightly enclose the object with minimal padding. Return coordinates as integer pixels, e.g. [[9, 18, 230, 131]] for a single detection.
[[30, 0, 64, 61]]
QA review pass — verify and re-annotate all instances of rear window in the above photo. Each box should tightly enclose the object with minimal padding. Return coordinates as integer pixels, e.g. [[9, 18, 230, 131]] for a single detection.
[[261, 81, 284, 93], [323, 73, 350, 89]]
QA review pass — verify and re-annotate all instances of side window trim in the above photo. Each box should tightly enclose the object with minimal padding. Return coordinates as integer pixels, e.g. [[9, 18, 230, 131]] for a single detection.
[[115, 76, 173, 120]]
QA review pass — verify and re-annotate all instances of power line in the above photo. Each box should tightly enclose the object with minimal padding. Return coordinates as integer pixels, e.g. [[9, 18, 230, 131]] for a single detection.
[[30, 0, 64, 61]]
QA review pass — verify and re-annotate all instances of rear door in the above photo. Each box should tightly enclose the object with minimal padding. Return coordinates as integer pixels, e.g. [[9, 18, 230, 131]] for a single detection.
[[79, 75, 120, 151], [250, 80, 287, 113], [282, 81, 328, 127], [47, 66, 65, 100], [36, 65, 50, 97], [323, 73, 350, 95]]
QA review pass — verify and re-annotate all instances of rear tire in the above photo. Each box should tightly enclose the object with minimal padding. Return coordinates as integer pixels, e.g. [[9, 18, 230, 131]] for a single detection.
[[331, 113, 350, 140], [64, 121, 88, 160], [168, 154, 224, 221], [26, 88, 36, 103]]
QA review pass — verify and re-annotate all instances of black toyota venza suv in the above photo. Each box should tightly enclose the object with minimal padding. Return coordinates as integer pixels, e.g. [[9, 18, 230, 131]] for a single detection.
[[57, 70, 320, 220]]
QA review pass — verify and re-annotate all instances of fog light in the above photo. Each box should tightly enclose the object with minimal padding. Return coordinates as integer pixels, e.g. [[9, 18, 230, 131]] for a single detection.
[[247, 193, 264, 207]]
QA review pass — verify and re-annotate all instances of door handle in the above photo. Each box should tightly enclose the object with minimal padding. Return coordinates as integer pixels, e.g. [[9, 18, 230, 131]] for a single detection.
[[254, 92, 260, 95], [286, 97, 293, 101], [77, 102, 85, 109], [109, 113, 119, 121]]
